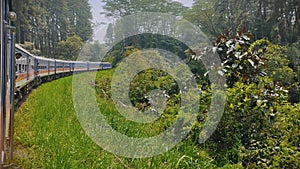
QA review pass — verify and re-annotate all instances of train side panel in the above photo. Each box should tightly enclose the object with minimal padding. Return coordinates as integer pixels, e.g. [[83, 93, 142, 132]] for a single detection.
[[15, 47, 36, 89], [101, 62, 112, 69], [15, 45, 112, 90]]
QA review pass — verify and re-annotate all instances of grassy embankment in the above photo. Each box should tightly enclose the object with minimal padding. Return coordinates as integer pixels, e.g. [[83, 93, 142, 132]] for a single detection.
[[13, 69, 241, 168]]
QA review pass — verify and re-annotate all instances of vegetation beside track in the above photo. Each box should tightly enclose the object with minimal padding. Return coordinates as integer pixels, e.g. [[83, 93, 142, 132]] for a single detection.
[[13, 70, 242, 168], [13, 66, 300, 168]]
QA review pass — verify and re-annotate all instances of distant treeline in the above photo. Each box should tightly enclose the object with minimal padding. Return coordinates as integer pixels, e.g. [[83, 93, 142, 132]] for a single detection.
[[102, 0, 300, 44], [102, 0, 300, 78], [13, 0, 93, 59]]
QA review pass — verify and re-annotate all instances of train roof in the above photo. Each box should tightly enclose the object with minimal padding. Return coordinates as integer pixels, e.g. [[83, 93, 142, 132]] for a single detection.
[[15, 44, 35, 57], [34, 55, 55, 62], [15, 44, 111, 65]]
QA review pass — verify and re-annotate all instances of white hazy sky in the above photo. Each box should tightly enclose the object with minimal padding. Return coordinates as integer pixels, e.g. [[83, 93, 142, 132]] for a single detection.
[[88, 0, 194, 42]]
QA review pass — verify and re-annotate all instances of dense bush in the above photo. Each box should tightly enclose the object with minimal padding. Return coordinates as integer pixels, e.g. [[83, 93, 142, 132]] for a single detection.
[[190, 30, 300, 168], [241, 102, 300, 168], [97, 29, 300, 168]]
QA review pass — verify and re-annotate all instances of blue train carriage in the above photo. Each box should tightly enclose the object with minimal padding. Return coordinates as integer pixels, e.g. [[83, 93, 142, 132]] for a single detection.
[[86, 61, 112, 71], [73, 60, 89, 72], [89, 61, 104, 71], [34, 55, 56, 82], [100, 62, 112, 70], [54, 58, 73, 77], [15, 44, 112, 100]]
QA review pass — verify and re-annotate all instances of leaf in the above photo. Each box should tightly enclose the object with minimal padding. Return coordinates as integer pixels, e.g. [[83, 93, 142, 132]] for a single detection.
[[226, 40, 233, 47], [235, 52, 241, 59], [248, 59, 255, 67], [218, 70, 224, 76], [204, 71, 210, 77], [259, 71, 267, 76], [242, 35, 250, 41], [232, 64, 238, 68]]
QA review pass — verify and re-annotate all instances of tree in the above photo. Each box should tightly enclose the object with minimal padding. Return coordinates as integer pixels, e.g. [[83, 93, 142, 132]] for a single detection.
[[13, 0, 42, 44], [189, 28, 300, 167], [56, 35, 84, 60], [102, 0, 187, 18], [105, 23, 114, 46], [81, 41, 107, 62], [183, 0, 219, 38], [287, 41, 300, 103], [13, 0, 93, 57], [102, 0, 188, 49], [191, 28, 268, 87], [184, 0, 300, 44], [44, 0, 70, 55], [287, 41, 300, 79], [67, 0, 93, 41]]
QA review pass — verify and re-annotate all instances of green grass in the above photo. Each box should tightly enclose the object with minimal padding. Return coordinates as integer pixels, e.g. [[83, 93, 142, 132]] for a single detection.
[[13, 70, 242, 168]]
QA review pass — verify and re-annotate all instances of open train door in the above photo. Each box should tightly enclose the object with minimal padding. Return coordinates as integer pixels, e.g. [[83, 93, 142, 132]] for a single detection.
[[0, 0, 16, 168]]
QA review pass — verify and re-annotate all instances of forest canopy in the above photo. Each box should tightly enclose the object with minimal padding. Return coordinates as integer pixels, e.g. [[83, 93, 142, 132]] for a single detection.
[[13, 0, 93, 59]]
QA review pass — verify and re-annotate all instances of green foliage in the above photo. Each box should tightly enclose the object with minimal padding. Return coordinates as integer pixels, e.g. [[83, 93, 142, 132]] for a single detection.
[[287, 41, 300, 80], [203, 76, 287, 165], [256, 41, 296, 87], [14, 55, 299, 168], [183, 0, 219, 39], [289, 85, 300, 103], [66, 0, 93, 41], [18, 42, 41, 55], [80, 41, 107, 62], [104, 23, 114, 46], [128, 69, 179, 113], [286, 41, 300, 103], [104, 34, 190, 67], [56, 35, 84, 60], [13, 0, 93, 57], [189, 29, 299, 167], [241, 102, 300, 168], [14, 71, 240, 168], [184, 0, 300, 44], [191, 29, 268, 87], [102, 0, 188, 18]]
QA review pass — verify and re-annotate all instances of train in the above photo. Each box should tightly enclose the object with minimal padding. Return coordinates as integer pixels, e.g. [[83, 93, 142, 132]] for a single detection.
[[14, 44, 111, 102]]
